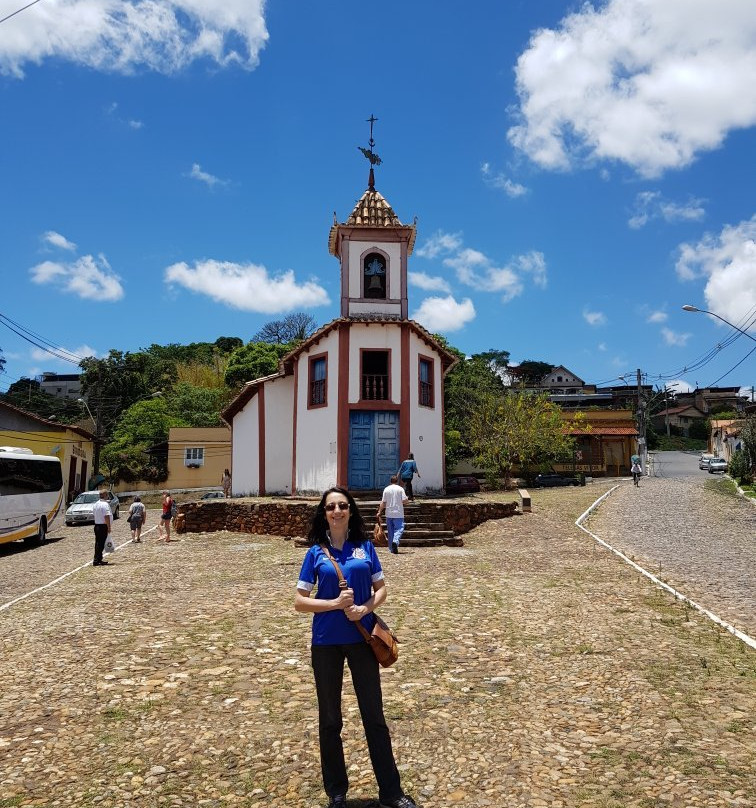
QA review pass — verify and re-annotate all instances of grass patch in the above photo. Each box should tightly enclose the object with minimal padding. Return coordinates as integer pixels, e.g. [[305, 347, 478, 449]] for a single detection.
[[0, 798, 24, 808], [704, 477, 740, 497], [102, 706, 129, 721]]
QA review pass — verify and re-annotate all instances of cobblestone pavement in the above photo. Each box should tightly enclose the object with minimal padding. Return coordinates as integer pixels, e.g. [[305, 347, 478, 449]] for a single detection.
[[0, 485, 753, 808], [585, 476, 756, 638]]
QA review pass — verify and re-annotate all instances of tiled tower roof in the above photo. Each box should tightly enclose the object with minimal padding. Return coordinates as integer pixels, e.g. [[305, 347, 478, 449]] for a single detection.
[[328, 171, 416, 255]]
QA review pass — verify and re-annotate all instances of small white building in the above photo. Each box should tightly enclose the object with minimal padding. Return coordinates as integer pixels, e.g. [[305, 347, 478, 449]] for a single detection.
[[223, 169, 457, 496]]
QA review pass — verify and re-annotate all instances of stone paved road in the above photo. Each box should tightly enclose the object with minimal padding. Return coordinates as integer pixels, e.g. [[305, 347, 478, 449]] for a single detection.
[[0, 485, 753, 808], [585, 476, 756, 638], [0, 509, 163, 604]]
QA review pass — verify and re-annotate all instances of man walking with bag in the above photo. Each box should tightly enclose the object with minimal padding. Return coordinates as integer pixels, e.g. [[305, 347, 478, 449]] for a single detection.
[[92, 489, 113, 567], [377, 475, 408, 554]]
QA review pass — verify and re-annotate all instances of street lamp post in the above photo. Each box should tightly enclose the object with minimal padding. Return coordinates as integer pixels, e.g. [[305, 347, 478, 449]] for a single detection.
[[78, 397, 102, 484], [682, 305, 756, 342]]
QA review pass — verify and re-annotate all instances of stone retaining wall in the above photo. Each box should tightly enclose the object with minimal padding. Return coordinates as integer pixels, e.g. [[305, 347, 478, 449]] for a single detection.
[[177, 499, 519, 539]]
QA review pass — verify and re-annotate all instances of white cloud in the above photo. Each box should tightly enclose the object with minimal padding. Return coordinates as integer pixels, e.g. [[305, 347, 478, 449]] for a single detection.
[[30, 344, 97, 363], [416, 231, 463, 259], [188, 163, 227, 188], [675, 215, 756, 333], [29, 255, 124, 301], [411, 296, 476, 334], [508, 0, 756, 177], [597, 342, 607, 352], [106, 101, 144, 130], [583, 309, 607, 327], [629, 191, 706, 229], [481, 163, 528, 197], [42, 231, 77, 251], [0, 1, 268, 78], [668, 379, 693, 394], [418, 230, 546, 303], [661, 327, 692, 347], [164, 259, 329, 313], [646, 309, 668, 323], [408, 271, 451, 293]]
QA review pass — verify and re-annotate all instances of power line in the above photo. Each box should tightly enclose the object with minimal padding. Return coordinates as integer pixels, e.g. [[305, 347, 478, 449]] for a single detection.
[[0, 0, 43, 26], [707, 344, 756, 387], [0, 313, 86, 365]]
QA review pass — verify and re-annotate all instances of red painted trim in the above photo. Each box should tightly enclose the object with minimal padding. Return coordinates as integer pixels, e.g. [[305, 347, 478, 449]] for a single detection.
[[258, 385, 266, 496], [350, 400, 399, 411], [400, 324, 410, 459], [400, 240, 408, 320], [417, 353, 435, 409], [307, 351, 328, 410], [292, 358, 298, 494], [337, 326, 350, 487]]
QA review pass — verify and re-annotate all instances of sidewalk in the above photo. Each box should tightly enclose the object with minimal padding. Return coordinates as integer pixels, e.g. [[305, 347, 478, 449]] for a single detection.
[[0, 484, 753, 807]]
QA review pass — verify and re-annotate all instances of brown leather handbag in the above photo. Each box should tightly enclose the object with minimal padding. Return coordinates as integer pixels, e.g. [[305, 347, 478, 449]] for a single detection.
[[320, 544, 399, 667]]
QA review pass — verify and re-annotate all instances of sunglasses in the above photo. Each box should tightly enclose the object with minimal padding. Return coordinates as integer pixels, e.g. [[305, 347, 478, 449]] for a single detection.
[[324, 502, 350, 512]]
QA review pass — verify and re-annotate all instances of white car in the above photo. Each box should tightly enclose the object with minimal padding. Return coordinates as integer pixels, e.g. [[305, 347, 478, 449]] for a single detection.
[[708, 457, 728, 474], [65, 491, 120, 525], [698, 453, 716, 470]]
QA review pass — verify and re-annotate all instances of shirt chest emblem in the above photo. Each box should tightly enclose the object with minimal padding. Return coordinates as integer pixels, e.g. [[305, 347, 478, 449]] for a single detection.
[[351, 547, 367, 561]]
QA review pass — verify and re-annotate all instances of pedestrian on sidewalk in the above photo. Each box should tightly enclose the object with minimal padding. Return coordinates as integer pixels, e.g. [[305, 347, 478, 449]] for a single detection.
[[397, 452, 420, 500], [128, 496, 146, 542], [631, 460, 642, 487], [158, 490, 174, 542], [377, 475, 407, 554], [294, 486, 418, 808], [92, 490, 112, 566]]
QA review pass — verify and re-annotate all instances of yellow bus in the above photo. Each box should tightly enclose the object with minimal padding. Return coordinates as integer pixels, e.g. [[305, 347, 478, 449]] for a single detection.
[[0, 447, 63, 545]]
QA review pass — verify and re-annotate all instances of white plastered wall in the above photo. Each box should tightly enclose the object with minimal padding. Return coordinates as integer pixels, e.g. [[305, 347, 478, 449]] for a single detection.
[[295, 330, 340, 494], [231, 393, 260, 496], [348, 324, 402, 403], [263, 376, 294, 494], [408, 331, 445, 494]]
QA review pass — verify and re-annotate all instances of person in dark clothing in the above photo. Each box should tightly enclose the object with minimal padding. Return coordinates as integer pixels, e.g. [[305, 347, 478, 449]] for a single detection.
[[397, 453, 420, 501]]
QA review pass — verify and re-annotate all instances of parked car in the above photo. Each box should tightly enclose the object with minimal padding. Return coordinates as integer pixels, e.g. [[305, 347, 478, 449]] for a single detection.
[[445, 475, 481, 494], [200, 490, 225, 500], [698, 453, 716, 470], [707, 457, 728, 474], [65, 491, 120, 525], [534, 473, 580, 488]]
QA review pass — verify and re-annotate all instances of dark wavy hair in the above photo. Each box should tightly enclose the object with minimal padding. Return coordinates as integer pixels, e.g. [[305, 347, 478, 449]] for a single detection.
[[307, 486, 368, 546]]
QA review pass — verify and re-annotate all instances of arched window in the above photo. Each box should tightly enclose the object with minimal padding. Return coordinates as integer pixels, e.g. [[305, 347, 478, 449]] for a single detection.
[[363, 252, 386, 299]]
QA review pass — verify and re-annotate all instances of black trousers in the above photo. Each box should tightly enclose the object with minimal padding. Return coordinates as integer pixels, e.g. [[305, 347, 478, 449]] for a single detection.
[[93, 524, 108, 564], [402, 478, 414, 500], [311, 642, 402, 803]]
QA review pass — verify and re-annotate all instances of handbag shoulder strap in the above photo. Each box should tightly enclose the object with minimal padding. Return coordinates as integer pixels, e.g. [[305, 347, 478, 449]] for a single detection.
[[319, 543, 373, 643]]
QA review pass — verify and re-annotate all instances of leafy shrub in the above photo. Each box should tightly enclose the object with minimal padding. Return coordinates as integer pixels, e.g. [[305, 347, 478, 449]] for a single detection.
[[727, 450, 752, 485]]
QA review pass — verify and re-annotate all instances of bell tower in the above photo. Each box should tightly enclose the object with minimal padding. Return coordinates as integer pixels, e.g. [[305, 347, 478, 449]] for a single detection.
[[328, 116, 416, 321]]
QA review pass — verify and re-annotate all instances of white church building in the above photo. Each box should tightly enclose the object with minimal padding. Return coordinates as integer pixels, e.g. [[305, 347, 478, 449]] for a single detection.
[[222, 166, 458, 496]]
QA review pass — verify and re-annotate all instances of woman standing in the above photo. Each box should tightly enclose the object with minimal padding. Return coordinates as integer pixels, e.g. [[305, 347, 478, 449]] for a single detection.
[[221, 468, 232, 498], [294, 487, 418, 808], [128, 496, 146, 542], [158, 490, 174, 542]]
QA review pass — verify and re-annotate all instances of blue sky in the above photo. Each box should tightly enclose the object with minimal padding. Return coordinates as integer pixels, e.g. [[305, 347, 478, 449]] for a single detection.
[[1, 0, 754, 398]]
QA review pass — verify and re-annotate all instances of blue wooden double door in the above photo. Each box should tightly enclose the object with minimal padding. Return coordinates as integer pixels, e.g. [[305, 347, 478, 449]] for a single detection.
[[348, 411, 399, 490]]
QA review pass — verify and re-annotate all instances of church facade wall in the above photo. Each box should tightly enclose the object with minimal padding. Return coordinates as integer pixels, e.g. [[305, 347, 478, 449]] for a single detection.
[[262, 376, 294, 494], [408, 331, 445, 493]]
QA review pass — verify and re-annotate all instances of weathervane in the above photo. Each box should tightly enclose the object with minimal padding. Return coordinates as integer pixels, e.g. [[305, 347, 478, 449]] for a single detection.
[[358, 114, 382, 190]]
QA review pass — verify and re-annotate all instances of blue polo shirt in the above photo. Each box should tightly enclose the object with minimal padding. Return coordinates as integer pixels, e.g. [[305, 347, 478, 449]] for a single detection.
[[297, 540, 384, 645]]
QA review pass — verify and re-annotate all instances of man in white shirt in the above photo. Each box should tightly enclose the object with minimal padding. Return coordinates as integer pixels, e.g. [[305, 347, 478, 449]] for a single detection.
[[377, 475, 408, 555], [92, 490, 113, 566]]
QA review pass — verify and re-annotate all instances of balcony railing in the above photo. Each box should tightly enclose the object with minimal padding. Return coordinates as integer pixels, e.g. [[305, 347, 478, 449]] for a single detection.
[[310, 378, 326, 406], [362, 373, 389, 400], [419, 380, 433, 407]]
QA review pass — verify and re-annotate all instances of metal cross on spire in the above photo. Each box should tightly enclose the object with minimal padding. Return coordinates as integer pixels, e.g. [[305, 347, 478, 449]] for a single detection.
[[358, 114, 382, 189]]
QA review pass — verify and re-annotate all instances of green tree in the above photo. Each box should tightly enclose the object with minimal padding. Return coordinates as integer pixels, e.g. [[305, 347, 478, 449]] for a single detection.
[[740, 415, 756, 471], [2, 377, 83, 422], [509, 360, 553, 386], [100, 398, 186, 483], [224, 342, 290, 388], [164, 383, 230, 427], [443, 349, 507, 470], [468, 390, 576, 488]]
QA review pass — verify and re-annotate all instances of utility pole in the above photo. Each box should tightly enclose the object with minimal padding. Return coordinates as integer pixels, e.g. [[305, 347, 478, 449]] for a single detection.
[[636, 369, 647, 473], [664, 386, 670, 437]]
